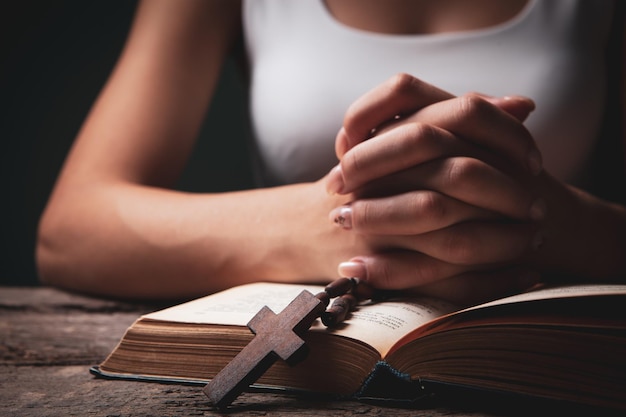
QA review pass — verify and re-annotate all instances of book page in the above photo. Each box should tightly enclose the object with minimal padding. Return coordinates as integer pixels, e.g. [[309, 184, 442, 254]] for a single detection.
[[143, 282, 458, 356], [318, 296, 457, 357], [462, 284, 626, 313], [144, 282, 327, 325], [388, 283, 626, 355]]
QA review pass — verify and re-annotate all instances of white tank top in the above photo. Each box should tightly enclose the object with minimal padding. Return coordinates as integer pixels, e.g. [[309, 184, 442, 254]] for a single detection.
[[243, 0, 613, 187]]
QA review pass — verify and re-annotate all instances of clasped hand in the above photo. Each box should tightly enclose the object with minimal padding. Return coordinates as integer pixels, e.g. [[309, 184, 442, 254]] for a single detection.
[[325, 74, 547, 305]]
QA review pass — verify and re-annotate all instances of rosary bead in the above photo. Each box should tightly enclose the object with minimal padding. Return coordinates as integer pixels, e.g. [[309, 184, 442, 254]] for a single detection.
[[314, 291, 331, 307], [321, 293, 357, 327], [319, 277, 381, 328], [324, 277, 357, 298], [351, 280, 376, 301]]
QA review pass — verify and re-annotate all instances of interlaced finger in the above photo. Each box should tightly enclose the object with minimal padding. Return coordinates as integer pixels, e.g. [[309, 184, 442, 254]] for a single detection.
[[414, 93, 542, 176], [336, 73, 454, 158], [330, 190, 496, 235]]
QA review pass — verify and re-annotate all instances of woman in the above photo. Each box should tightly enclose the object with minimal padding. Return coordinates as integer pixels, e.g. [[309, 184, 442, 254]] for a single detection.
[[37, 0, 625, 304]]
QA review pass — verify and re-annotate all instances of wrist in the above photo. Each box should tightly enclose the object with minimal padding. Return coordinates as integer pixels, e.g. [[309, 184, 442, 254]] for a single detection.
[[528, 172, 626, 282]]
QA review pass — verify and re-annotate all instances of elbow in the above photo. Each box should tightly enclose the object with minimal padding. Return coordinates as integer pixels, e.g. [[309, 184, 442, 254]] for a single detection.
[[36, 205, 69, 289], [35, 198, 89, 294], [35, 210, 121, 298], [35, 185, 126, 298]]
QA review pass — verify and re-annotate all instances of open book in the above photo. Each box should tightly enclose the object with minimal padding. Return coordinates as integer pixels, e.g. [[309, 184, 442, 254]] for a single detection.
[[92, 282, 626, 410]]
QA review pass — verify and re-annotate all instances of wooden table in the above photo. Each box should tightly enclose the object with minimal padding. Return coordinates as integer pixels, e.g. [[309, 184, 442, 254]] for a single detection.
[[0, 286, 615, 417]]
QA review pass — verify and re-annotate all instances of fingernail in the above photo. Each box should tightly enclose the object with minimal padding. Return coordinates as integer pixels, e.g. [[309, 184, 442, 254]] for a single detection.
[[529, 198, 547, 221], [338, 260, 367, 280], [503, 95, 536, 110], [326, 165, 345, 195], [531, 231, 545, 251], [527, 148, 543, 176], [335, 127, 350, 158], [329, 206, 352, 229], [502, 95, 536, 121]]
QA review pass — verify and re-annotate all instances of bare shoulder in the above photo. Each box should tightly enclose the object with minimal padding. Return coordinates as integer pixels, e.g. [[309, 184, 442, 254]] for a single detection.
[[128, 0, 242, 57]]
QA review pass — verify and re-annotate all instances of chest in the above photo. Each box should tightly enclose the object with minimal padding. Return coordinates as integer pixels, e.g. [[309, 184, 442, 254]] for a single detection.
[[323, 0, 530, 35], [243, 0, 613, 186]]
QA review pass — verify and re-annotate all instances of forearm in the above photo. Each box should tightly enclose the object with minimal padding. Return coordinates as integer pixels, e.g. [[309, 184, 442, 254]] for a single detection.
[[37, 181, 349, 300]]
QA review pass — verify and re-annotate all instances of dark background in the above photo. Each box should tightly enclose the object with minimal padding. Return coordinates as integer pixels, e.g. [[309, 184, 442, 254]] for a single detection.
[[1, 1, 253, 286]]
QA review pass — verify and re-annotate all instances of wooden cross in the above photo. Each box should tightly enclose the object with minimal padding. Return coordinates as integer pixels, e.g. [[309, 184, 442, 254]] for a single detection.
[[203, 290, 326, 409]]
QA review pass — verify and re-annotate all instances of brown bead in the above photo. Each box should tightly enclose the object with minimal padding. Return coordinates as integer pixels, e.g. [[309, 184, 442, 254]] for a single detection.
[[351, 280, 376, 301], [341, 293, 357, 310], [314, 291, 330, 307], [321, 294, 357, 327], [321, 308, 343, 327], [324, 277, 356, 298]]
